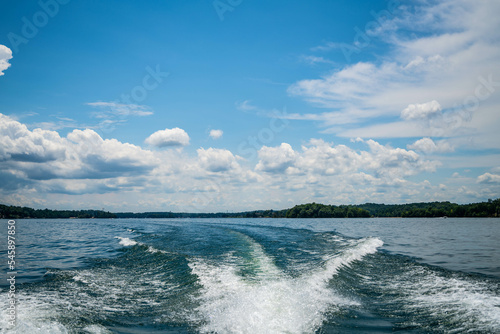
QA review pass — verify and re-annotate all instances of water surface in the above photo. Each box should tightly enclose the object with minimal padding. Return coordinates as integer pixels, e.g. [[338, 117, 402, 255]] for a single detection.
[[1, 218, 499, 333]]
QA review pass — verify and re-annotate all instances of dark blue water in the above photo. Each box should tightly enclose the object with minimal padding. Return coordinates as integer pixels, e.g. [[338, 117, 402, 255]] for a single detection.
[[1, 218, 499, 333]]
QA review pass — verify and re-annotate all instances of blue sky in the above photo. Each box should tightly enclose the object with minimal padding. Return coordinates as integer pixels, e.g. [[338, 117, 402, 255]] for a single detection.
[[1, 0, 499, 212]]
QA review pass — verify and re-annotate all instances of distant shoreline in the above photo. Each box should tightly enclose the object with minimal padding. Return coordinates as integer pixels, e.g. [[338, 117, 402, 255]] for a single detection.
[[1, 199, 499, 219]]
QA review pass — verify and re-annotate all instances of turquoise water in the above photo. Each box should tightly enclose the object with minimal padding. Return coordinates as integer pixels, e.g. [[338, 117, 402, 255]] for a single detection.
[[1, 218, 500, 333]]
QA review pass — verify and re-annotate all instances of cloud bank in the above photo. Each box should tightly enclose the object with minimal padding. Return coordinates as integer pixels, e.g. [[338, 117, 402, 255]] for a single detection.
[[3, 112, 494, 212]]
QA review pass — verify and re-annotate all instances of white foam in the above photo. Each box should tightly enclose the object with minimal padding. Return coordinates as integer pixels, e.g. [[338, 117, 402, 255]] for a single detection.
[[0, 292, 70, 334], [0, 291, 114, 334], [234, 232, 283, 280], [370, 264, 500, 332], [73, 274, 89, 283], [0, 262, 177, 333], [404, 269, 500, 331], [312, 237, 384, 283], [115, 236, 168, 254], [114, 236, 137, 246], [147, 245, 168, 254], [82, 324, 113, 333], [189, 236, 383, 334]]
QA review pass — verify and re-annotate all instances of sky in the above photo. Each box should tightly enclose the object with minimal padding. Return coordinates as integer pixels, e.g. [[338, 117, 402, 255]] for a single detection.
[[1, 0, 499, 212]]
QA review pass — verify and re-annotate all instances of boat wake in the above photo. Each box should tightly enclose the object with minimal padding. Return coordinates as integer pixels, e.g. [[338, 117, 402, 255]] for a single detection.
[[188, 232, 383, 334]]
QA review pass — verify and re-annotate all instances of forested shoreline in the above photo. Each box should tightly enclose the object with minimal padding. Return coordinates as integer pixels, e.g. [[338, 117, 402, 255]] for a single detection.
[[1, 199, 499, 219], [0, 205, 117, 219]]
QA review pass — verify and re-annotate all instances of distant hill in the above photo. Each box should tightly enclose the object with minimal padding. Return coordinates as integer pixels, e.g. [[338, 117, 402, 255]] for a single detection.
[[1, 198, 499, 219], [284, 200, 500, 218], [356, 199, 500, 217], [0, 204, 116, 219], [284, 203, 370, 218]]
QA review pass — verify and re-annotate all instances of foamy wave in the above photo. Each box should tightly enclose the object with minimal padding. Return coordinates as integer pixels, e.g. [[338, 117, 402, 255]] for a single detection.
[[73, 274, 89, 284], [114, 236, 138, 246], [387, 266, 500, 332], [0, 290, 115, 334], [232, 232, 282, 280], [0, 263, 173, 333], [0, 292, 70, 334], [114, 236, 168, 254], [83, 324, 114, 333], [312, 237, 383, 283], [188, 235, 381, 334], [147, 245, 168, 254]]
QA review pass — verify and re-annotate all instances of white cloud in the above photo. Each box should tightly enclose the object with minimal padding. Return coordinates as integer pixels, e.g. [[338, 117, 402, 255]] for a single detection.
[[145, 127, 190, 147], [255, 139, 438, 180], [87, 102, 153, 117], [363, 139, 440, 178], [197, 147, 238, 172], [311, 41, 340, 52], [0, 113, 66, 163], [401, 100, 442, 120], [0, 113, 159, 195], [0, 45, 12, 76], [67, 129, 158, 177], [288, 62, 399, 109], [404, 55, 444, 70], [296, 139, 360, 175], [407, 137, 454, 154], [300, 55, 334, 65], [256, 143, 297, 173], [0, 113, 492, 211], [477, 173, 500, 184], [209, 129, 223, 139], [286, 0, 500, 140], [236, 100, 257, 111]]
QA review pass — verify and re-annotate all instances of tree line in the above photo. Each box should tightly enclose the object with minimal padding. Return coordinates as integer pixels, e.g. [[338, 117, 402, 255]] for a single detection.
[[0, 204, 116, 219], [1, 198, 499, 219], [356, 199, 500, 218], [284, 199, 500, 218]]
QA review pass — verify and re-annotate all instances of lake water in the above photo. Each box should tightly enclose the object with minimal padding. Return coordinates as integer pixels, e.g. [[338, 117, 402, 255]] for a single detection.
[[1, 218, 499, 333]]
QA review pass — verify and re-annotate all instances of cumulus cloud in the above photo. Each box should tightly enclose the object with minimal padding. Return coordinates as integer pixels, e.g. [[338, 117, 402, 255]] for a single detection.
[[0, 113, 158, 192], [0, 45, 12, 76], [363, 139, 439, 177], [401, 100, 442, 120], [145, 127, 190, 147], [249, 138, 442, 207], [67, 129, 158, 178], [299, 138, 437, 178], [253, 139, 438, 180], [197, 147, 238, 172], [0, 113, 487, 211], [256, 143, 297, 173], [0, 113, 66, 163], [296, 139, 360, 175], [407, 137, 454, 153], [477, 173, 500, 184], [209, 129, 223, 139]]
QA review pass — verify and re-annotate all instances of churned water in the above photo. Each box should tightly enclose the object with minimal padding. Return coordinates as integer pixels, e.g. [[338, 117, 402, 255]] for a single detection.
[[1, 218, 499, 333]]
